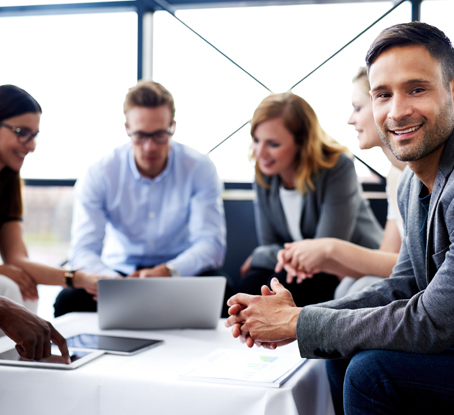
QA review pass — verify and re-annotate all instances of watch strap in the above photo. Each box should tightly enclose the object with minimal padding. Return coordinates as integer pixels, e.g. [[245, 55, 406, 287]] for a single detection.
[[64, 270, 78, 288]]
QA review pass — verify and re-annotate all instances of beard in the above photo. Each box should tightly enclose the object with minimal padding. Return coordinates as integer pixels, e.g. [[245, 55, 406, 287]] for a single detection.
[[378, 99, 454, 162]]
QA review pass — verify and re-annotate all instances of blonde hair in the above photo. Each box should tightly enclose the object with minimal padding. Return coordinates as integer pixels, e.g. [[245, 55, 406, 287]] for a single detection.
[[352, 67, 370, 95], [251, 92, 347, 194]]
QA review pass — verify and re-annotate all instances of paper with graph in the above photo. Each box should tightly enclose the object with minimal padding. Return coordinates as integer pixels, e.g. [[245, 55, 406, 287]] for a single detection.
[[180, 348, 306, 388]]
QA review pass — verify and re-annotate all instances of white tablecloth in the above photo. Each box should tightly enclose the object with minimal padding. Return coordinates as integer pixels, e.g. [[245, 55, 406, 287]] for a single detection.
[[0, 313, 334, 415]]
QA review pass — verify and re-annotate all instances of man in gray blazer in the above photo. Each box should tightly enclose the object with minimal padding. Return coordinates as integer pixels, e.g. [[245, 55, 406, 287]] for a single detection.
[[226, 22, 454, 414]]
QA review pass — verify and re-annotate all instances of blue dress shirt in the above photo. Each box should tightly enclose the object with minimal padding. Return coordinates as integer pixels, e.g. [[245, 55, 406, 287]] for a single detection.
[[69, 141, 226, 277]]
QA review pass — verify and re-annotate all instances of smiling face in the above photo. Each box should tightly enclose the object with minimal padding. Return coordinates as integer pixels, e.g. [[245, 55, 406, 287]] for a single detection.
[[369, 45, 454, 163], [125, 105, 174, 178], [252, 117, 299, 187], [348, 82, 383, 150], [0, 112, 39, 172]]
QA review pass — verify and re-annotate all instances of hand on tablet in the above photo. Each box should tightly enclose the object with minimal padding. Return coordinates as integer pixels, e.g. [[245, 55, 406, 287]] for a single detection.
[[0, 296, 70, 364]]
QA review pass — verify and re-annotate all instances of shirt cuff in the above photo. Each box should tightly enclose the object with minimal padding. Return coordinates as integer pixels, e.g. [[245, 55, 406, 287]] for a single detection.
[[165, 262, 180, 277]]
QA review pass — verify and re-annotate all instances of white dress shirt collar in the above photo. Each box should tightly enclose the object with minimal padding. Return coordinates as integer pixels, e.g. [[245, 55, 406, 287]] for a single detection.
[[127, 141, 175, 183]]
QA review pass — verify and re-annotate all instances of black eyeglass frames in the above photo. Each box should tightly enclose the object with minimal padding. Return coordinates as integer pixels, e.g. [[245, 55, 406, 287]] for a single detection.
[[0, 122, 39, 144]]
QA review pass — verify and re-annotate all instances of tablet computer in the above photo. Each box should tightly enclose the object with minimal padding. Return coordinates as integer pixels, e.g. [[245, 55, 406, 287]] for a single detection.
[[0, 347, 104, 370], [65, 334, 163, 355]]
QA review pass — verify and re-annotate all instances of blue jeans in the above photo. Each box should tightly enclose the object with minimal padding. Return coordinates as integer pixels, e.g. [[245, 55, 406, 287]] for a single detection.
[[326, 349, 454, 415]]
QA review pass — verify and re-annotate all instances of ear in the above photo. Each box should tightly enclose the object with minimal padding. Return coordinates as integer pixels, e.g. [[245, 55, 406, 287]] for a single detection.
[[450, 79, 454, 102]]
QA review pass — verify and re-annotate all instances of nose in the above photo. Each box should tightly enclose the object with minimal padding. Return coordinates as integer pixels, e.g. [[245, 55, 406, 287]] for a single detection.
[[142, 137, 159, 151], [347, 111, 356, 125], [253, 141, 266, 159], [387, 93, 413, 122], [25, 138, 36, 153]]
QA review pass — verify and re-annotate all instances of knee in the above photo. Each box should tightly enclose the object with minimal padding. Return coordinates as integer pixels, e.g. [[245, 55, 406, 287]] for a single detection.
[[344, 350, 397, 411], [345, 350, 388, 391]]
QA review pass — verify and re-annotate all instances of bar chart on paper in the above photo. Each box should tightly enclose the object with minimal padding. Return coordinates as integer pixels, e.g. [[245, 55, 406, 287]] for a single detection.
[[180, 348, 306, 388]]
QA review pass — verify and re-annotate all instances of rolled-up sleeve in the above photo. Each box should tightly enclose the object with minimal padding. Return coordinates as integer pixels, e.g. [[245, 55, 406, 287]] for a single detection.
[[69, 167, 120, 277], [167, 157, 226, 276]]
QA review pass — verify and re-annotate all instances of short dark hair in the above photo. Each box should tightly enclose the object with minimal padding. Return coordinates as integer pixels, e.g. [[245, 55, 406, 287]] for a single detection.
[[123, 80, 175, 119], [0, 85, 42, 122], [366, 22, 454, 86]]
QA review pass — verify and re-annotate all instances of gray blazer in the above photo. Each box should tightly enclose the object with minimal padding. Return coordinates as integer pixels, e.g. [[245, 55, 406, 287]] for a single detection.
[[297, 130, 454, 359], [250, 153, 383, 270]]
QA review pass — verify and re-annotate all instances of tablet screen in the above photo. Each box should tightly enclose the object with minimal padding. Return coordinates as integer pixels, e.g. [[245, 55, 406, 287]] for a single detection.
[[65, 334, 163, 354], [0, 348, 91, 364]]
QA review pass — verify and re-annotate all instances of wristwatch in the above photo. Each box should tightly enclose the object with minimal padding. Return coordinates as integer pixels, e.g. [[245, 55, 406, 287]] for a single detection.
[[64, 270, 78, 288], [165, 263, 180, 277]]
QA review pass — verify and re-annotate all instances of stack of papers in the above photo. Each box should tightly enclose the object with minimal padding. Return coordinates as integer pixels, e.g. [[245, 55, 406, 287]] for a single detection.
[[180, 348, 306, 388]]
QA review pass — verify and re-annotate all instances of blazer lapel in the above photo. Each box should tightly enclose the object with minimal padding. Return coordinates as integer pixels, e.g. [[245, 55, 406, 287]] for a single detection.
[[425, 132, 454, 282], [406, 175, 426, 289]]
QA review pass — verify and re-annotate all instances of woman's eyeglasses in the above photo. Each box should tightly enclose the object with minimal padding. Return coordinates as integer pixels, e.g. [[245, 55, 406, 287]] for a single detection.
[[0, 122, 39, 144]]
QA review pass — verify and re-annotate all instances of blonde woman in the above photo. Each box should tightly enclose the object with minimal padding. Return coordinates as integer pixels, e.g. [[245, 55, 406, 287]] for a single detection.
[[239, 92, 383, 306], [276, 69, 405, 298]]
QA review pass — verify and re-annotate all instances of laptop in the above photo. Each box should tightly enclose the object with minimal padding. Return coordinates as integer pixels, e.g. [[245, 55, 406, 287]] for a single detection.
[[98, 277, 226, 330]]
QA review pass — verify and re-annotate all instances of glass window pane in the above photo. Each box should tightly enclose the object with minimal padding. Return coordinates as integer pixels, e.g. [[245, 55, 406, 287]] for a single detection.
[[421, 0, 454, 42], [153, 1, 411, 182], [0, 12, 137, 179], [0, 0, 123, 5]]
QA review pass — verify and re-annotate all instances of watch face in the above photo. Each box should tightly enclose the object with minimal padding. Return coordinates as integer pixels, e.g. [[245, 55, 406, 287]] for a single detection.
[[65, 272, 75, 287]]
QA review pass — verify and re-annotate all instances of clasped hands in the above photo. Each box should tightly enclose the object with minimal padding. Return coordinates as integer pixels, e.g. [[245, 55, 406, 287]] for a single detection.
[[225, 278, 301, 349], [276, 239, 332, 284]]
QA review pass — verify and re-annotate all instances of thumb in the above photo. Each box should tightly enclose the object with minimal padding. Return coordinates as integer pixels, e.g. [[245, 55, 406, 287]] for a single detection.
[[270, 277, 286, 294], [261, 285, 276, 296]]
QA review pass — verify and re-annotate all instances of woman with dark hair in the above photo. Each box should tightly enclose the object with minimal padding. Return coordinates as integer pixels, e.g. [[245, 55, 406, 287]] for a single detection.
[[238, 92, 383, 306], [0, 85, 103, 310]]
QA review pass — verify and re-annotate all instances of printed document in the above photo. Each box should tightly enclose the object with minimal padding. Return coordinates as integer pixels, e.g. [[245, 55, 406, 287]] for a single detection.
[[180, 348, 306, 388]]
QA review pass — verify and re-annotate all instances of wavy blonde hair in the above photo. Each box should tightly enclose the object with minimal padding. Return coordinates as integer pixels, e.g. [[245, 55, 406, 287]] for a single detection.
[[352, 67, 370, 95], [251, 92, 348, 194]]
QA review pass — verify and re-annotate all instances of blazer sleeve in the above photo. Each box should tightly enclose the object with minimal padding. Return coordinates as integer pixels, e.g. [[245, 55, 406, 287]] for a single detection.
[[313, 154, 362, 240], [296, 206, 454, 359]]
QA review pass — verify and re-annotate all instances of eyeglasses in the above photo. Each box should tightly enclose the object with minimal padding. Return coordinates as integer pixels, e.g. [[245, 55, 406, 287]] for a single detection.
[[128, 123, 175, 145], [0, 122, 39, 144]]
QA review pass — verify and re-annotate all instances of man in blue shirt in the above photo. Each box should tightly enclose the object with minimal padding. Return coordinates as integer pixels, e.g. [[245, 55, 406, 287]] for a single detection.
[[54, 81, 226, 316]]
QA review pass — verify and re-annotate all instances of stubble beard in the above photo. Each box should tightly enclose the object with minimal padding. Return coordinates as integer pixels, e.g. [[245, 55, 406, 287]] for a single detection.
[[378, 100, 454, 162]]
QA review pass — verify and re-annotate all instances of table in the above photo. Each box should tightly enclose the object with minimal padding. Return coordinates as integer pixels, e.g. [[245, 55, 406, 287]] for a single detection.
[[0, 313, 334, 415]]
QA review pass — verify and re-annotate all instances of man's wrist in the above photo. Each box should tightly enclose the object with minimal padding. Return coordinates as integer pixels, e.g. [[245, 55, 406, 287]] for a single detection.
[[165, 263, 180, 277], [287, 307, 303, 339]]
